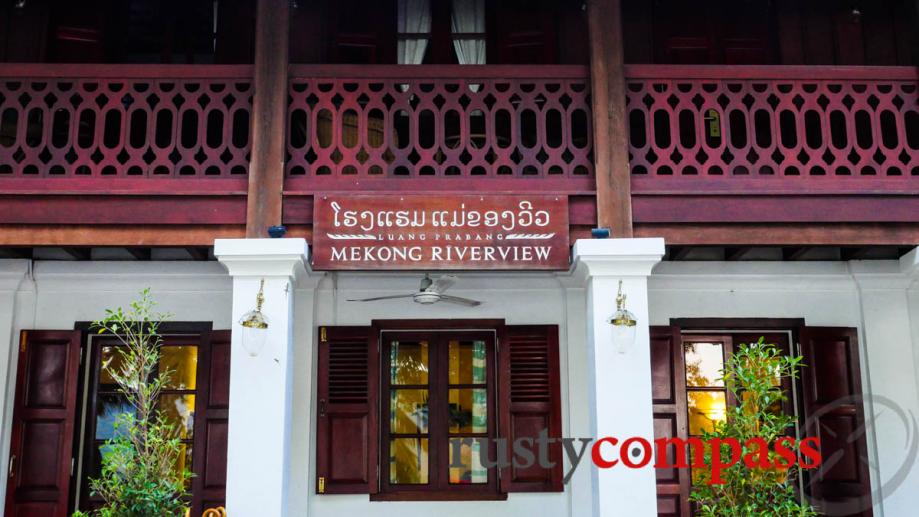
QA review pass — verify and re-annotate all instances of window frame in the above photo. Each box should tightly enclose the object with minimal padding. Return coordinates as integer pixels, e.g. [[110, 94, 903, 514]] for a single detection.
[[377, 329, 502, 500], [74, 326, 214, 512], [679, 331, 798, 488]]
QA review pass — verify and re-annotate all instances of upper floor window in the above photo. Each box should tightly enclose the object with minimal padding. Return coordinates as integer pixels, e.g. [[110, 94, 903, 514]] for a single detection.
[[396, 0, 486, 65], [320, 0, 582, 65], [623, 0, 916, 66]]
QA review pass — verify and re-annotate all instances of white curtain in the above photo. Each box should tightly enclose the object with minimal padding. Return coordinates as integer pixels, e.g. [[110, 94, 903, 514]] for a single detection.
[[451, 0, 486, 65], [398, 0, 431, 65]]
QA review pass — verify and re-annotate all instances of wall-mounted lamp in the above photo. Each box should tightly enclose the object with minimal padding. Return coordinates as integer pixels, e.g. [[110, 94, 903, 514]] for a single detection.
[[239, 279, 269, 356], [608, 280, 637, 354]]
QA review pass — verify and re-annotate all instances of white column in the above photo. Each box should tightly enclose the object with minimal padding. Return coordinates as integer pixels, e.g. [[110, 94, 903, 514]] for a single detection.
[[215, 238, 314, 517], [571, 238, 664, 517]]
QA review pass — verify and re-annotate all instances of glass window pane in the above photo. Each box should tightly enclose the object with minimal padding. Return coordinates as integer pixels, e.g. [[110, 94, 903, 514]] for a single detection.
[[449, 388, 487, 434], [390, 389, 429, 434], [742, 390, 785, 416], [688, 390, 726, 435], [449, 340, 487, 385], [99, 345, 127, 389], [390, 438, 429, 484], [390, 340, 429, 385], [174, 442, 193, 488], [158, 394, 196, 439], [95, 394, 134, 440], [449, 438, 488, 484], [684, 342, 725, 387], [159, 345, 198, 390]]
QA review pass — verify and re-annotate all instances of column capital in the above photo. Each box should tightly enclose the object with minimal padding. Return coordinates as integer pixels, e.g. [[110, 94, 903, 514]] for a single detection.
[[570, 238, 665, 282], [215, 238, 311, 281]]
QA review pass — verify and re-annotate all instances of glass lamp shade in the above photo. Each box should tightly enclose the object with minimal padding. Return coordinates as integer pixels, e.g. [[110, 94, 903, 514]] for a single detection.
[[608, 280, 638, 354], [609, 308, 637, 354], [240, 309, 269, 357]]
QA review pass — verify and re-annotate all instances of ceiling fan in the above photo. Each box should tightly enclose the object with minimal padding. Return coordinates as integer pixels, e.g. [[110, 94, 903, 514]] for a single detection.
[[347, 274, 482, 307]]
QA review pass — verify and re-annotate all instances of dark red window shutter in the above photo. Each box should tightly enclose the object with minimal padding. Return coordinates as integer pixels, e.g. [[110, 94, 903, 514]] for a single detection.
[[5, 330, 82, 517], [498, 325, 563, 492], [316, 326, 377, 494], [798, 327, 873, 516], [190, 330, 231, 515], [649, 326, 691, 517]]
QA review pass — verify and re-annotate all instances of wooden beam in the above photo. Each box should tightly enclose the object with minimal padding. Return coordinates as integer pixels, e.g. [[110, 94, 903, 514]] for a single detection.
[[246, 0, 290, 238], [0, 225, 245, 247], [185, 247, 210, 261], [0, 247, 33, 259], [62, 248, 91, 261], [587, 0, 633, 237], [782, 247, 811, 261], [635, 223, 919, 246], [667, 246, 694, 261], [841, 247, 873, 261], [725, 247, 754, 261], [126, 248, 152, 261]]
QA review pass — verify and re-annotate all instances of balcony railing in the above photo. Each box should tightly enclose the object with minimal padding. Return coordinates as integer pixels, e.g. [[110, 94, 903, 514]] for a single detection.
[[626, 65, 919, 227], [627, 65, 919, 181], [1, 62, 916, 238], [285, 65, 594, 192], [0, 64, 253, 192]]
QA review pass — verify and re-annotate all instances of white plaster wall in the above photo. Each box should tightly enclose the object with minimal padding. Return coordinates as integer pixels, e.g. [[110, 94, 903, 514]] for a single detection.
[[0, 260, 233, 509], [0, 257, 917, 516], [0, 262, 593, 517], [649, 260, 919, 517], [296, 272, 592, 517]]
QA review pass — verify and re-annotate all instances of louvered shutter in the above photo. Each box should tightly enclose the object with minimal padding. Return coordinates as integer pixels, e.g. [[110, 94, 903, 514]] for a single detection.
[[798, 327, 873, 516], [316, 326, 377, 494], [650, 326, 691, 517], [498, 325, 563, 492]]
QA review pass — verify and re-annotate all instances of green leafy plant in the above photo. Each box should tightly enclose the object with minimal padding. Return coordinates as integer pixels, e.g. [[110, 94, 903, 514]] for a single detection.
[[690, 337, 817, 517], [74, 289, 191, 517]]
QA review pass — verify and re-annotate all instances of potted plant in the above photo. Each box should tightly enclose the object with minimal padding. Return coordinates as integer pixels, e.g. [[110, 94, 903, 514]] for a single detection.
[[690, 337, 817, 517], [74, 289, 192, 517]]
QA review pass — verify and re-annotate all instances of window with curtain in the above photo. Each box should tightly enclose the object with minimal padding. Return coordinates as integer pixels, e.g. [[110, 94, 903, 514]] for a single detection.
[[397, 0, 432, 64], [451, 0, 486, 65], [396, 0, 486, 65]]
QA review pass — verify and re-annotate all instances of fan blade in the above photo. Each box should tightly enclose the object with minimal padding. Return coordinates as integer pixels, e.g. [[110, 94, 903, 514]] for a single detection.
[[346, 294, 414, 302], [428, 275, 457, 294], [438, 294, 482, 307]]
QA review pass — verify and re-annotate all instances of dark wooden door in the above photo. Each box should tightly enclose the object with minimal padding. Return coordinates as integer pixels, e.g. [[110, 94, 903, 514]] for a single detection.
[[191, 330, 232, 515], [649, 326, 690, 517], [799, 327, 873, 516], [5, 330, 82, 517]]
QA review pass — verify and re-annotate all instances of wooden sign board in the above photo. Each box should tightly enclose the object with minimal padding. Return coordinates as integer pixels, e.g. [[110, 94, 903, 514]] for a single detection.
[[312, 195, 569, 270]]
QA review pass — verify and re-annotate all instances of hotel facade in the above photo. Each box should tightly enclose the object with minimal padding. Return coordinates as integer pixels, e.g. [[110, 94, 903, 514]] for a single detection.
[[0, 1, 918, 516]]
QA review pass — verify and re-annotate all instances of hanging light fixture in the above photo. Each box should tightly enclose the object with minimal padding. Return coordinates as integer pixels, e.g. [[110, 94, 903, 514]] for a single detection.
[[239, 279, 269, 357], [608, 280, 637, 354]]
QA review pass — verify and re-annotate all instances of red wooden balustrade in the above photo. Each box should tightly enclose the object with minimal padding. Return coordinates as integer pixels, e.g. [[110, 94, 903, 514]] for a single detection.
[[627, 65, 919, 228], [0, 64, 253, 193], [627, 65, 919, 186], [285, 65, 594, 193]]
